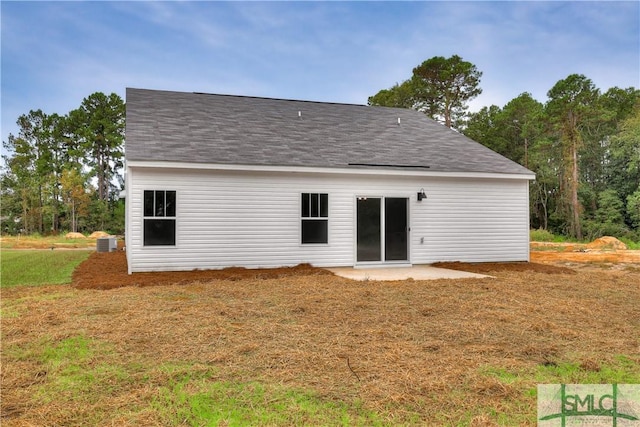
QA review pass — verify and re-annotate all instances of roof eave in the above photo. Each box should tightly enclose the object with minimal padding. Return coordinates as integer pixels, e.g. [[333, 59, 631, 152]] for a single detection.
[[126, 160, 536, 180]]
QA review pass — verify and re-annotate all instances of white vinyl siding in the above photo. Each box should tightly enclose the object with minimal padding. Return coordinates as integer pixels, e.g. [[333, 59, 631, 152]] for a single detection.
[[126, 166, 530, 273], [411, 177, 530, 264]]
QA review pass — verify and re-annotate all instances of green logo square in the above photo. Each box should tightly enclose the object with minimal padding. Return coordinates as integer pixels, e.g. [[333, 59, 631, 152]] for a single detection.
[[538, 384, 640, 426]]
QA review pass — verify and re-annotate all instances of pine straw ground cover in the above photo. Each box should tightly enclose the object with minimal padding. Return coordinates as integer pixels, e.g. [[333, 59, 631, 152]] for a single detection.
[[1, 253, 639, 426]]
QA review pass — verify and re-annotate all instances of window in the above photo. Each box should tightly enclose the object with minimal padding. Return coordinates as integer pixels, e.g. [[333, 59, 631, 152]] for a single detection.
[[301, 193, 328, 244], [143, 190, 176, 246]]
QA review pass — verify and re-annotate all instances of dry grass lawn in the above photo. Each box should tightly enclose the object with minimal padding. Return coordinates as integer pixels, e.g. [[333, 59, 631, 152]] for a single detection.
[[2, 253, 639, 425]]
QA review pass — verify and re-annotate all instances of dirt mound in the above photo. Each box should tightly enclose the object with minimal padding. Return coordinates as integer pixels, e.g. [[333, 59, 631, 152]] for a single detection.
[[586, 236, 627, 251], [72, 251, 334, 290], [433, 261, 575, 275], [88, 231, 110, 239], [64, 232, 85, 239]]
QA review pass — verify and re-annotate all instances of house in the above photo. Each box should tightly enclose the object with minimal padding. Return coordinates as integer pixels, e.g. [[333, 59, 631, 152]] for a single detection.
[[124, 88, 535, 274]]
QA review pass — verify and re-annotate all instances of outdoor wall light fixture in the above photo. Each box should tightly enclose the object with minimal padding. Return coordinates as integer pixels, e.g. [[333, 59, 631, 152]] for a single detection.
[[417, 189, 427, 201]]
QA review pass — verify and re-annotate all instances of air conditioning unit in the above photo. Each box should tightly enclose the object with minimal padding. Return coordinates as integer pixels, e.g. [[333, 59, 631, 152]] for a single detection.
[[96, 237, 117, 253]]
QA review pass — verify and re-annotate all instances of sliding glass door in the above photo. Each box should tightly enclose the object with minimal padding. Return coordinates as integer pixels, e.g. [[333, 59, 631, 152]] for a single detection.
[[356, 197, 408, 263]]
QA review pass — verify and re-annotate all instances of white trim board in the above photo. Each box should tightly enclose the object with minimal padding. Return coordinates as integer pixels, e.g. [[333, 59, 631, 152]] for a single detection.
[[127, 160, 535, 181]]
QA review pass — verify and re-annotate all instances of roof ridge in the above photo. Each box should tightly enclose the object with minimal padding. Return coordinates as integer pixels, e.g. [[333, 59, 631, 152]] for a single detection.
[[192, 91, 369, 107], [128, 87, 417, 112]]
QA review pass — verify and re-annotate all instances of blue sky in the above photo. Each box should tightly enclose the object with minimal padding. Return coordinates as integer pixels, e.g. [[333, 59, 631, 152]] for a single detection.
[[1, 1, 639, 147]]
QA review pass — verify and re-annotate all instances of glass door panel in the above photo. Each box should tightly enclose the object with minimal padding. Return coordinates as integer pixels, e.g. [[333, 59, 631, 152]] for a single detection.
[[357, 198, 381, 262], [385, 198, 408, 261]]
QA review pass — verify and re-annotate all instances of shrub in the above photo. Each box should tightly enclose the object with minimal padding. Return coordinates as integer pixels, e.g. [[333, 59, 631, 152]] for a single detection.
[[583, 220, 629, 241], [530, 228, 556, 242], [620, 236, 640, 250]]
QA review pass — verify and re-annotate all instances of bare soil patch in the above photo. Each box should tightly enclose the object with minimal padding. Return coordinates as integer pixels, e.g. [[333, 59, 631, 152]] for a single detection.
[[531, 250, 640, 264], [530, 237, 640, 265]]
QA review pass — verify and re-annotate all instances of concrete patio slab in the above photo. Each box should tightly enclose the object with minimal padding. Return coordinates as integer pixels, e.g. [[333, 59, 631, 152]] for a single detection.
[[327, 265, 491, 281]]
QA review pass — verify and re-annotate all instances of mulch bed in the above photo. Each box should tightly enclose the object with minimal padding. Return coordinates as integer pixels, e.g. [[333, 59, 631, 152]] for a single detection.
[[72, 251, 333, 290], [73, 251, 574, 290], [432, 261, 575, 275]]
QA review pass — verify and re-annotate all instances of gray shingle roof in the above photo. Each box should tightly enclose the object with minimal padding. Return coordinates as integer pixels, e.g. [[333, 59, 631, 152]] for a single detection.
[[125, 88, 534, 176]]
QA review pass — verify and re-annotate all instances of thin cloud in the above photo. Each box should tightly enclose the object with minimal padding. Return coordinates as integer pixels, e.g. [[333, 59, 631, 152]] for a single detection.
[[1, 1, 638, 146]]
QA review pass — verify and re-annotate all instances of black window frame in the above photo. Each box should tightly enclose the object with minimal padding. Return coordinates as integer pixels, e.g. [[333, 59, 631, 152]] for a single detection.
[[301, 193, 328, 244], [143, 190, 176, 246]]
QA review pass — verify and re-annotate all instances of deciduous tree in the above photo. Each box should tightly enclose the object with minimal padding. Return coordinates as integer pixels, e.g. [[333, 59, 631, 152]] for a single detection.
[[1, 110, 59, 234], [627, 188, 640, 230], [546, 74, 601, 239], [60, 168, 91, 233]]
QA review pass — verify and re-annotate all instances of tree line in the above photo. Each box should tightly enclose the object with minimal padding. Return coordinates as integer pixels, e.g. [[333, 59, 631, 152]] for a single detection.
[[2, 56, 639, 240], [369, 55, 640, 241], [1, 92, 125, 235]]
